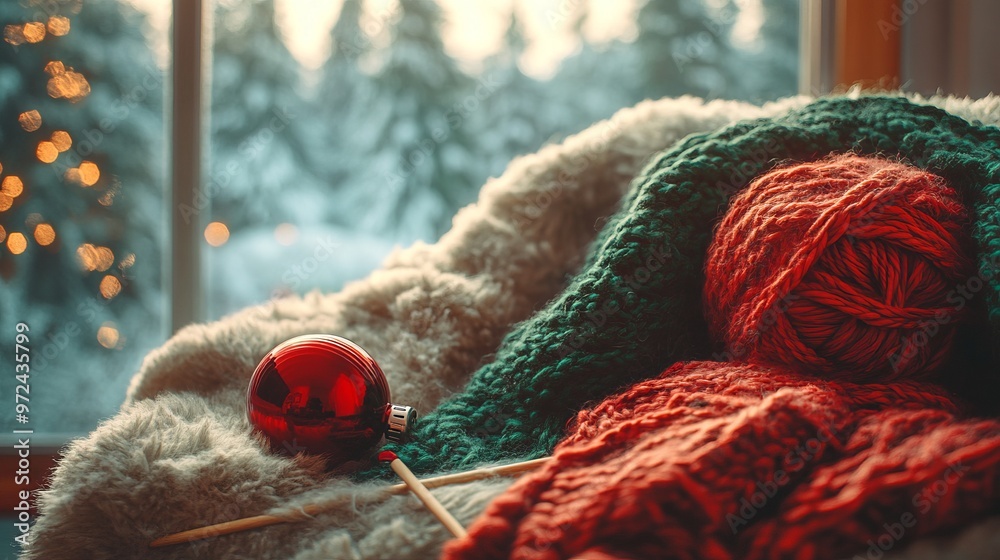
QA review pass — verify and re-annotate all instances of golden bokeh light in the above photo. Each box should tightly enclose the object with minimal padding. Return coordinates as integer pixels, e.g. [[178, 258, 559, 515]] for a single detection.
[[65, 168, 82, 185], [79, 161, 100, 186], [77, 243, 95, 270], [0, 225, 6, 243], [47, 16, 70, 36], [4, 25, 25, 46], [97, 323, 120, 349], [99, 275, 122, 299], [204, 222, 230, 247], [2, 176, 23, 197], [7, 232, 27, 255], [51, 130, 72, 151], [76, 243, 97, 270], [18, 110, 42, 132], [98, 191, 115, 206], [47, 70, 90, 102], [96, 247, 114, 270], [76, 243, 115, 272], [45, 61, 65, 76], [0, 194, 12, 212], [36, 141, 58, 163], [0, 162, 4, 174], [33, 223, 56, 246], [119, 253, 136, 269], [22, 22, 45, 43], [274, 223, 298, 246]]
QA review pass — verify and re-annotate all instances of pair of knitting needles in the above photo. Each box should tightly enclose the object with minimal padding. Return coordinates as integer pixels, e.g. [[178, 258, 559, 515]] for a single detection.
[[149, 455, 550, 547]]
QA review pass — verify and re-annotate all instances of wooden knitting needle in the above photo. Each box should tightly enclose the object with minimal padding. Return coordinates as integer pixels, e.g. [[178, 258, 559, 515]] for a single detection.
[[379, 451, 467, 538], [149, 456, 549, 548]]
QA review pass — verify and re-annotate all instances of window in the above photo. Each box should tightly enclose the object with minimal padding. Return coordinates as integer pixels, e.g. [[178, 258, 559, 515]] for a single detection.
[[200, 0, 801, 320]]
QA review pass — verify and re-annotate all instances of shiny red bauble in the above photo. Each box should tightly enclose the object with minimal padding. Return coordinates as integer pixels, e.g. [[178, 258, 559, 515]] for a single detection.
[[247, 334, 415, 467]]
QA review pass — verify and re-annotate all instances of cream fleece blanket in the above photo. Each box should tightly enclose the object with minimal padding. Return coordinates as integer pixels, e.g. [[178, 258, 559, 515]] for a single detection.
[[21, 93, 1000, 560]]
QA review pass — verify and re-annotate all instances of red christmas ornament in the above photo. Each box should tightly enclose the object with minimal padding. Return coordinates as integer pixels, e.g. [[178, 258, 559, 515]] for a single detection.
[[247, 334, 416, 466]]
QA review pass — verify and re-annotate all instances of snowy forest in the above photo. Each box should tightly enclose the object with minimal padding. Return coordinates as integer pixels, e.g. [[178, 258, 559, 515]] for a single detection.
[[0, 0, 798, 434]]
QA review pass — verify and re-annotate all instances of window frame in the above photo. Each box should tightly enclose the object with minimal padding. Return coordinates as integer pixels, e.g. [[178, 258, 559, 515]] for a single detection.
[[170, 0, 207, 332]]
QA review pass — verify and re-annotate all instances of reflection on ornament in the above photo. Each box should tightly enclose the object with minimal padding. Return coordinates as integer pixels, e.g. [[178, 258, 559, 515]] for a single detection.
[[247, 334, 416, 468]]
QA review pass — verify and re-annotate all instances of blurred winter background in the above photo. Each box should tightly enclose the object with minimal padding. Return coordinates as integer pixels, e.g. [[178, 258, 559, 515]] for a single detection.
[[0, 0, 798, 435]]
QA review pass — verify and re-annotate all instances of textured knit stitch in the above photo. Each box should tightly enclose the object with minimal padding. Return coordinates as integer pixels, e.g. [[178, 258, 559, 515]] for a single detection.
[[442, 361, 1000, 560], [704, 155, 973, 381], [369, 96, 1000, 479]]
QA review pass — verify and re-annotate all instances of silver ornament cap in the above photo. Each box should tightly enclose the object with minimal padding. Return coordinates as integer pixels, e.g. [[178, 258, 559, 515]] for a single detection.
[[385, 404, 416, 443]]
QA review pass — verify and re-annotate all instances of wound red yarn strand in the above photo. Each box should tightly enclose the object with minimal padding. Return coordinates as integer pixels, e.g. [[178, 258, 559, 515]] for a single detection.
[[703, 155, 972, 381]]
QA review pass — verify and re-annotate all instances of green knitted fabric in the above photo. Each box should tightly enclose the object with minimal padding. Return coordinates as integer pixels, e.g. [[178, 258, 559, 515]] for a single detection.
[[358, 96, 1000, 480]]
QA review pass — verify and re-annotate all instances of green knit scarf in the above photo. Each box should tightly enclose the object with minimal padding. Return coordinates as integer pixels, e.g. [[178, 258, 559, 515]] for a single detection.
[[358, 95, 1000, 480]]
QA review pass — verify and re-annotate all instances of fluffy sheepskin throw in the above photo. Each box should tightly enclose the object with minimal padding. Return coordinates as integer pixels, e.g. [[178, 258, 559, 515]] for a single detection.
[[21, 93, 1000, 560]]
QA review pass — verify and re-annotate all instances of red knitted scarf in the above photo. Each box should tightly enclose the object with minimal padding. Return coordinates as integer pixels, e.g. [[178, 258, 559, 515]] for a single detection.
[[443, 362, 1000, 560]]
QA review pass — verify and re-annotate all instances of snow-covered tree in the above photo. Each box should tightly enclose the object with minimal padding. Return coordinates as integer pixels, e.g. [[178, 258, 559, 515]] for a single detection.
[[633, 0, 736, 100], [311, 0, 372, 220], [318, 0, 367, 115], [0, 0, 164, 430], [754, 0, 799, 100], [552, 39, 642, 129], [475, 10, 558, 177], [348, 0, 480, 241], [539, 0, 643, 136], [211, 0, 311, 229]]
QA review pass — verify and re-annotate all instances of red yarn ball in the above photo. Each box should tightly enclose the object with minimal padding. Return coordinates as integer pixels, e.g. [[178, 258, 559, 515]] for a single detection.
[[704, 155, 972, 381]]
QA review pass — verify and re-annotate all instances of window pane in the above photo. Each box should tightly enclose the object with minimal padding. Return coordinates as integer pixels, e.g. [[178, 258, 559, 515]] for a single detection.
[[204, 0, 799, 319], [0, 0, 168, 434]]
